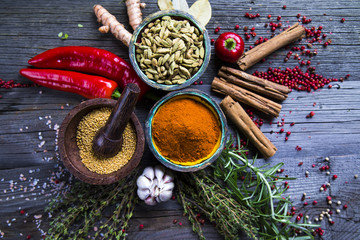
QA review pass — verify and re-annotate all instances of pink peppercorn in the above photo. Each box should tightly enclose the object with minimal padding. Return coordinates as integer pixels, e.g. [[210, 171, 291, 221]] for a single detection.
[[343, 204, 348, 209], [313, 200, 318, 205], [277, 16, 282, 21], [235, 24, 240, 30], [341, 18, 345, 23], [139, 224, 144, 229], [283, 5, 287, 9], [286, 131, 291, 136], [280, 128, 284, 133], [268, 14, 272, 19], [304, 201, 308, 206], [333, 174, 338, 180], [211, 39, 215, 44]]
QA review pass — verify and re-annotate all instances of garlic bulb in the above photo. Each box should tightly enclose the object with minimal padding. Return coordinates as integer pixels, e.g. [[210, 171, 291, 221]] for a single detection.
[[136, 165, 174, 205]]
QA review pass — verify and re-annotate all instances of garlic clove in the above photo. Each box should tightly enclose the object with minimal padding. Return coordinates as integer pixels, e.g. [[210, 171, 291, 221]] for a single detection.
[[145, 196, 157, 206], [158, 189, 173, 202], [143, 166, 155, 180], [154, 165, 166, 181], [137, 188, 151, 200], [162, 181, 175, 191], [162, 173, 174, 184], [136, 175, 152, 189]]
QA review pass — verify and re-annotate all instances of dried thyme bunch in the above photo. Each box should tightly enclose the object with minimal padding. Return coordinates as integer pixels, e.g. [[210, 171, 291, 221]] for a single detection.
[[177, 172, 259, 240], [45, 169, 139, 240], [178, 134, 319, 239]]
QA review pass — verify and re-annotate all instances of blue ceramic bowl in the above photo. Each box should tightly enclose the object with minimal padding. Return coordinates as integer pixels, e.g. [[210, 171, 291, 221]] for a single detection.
[[129, 10, 211, 91], [145, 89, 228, 172]]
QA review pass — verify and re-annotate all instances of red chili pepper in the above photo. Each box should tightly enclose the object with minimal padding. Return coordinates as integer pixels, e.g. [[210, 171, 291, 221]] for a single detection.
[[20, 68, 120, 99], [214, 32, 245, 63], [28, 46, 149, 99]]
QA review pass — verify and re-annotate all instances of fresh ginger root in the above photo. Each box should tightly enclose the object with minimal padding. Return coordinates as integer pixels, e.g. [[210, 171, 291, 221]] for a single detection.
[[93, 4, 132, 47], [126, 0, 146, 31]]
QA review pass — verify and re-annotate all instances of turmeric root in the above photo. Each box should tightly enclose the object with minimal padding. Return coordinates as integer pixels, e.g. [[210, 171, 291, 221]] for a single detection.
[[126, 0, 146, 31], [93, 4, 132, 47]]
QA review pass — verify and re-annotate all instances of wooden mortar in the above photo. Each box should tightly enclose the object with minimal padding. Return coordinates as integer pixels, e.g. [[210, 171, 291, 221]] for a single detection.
[[58, 98, 145, 185]]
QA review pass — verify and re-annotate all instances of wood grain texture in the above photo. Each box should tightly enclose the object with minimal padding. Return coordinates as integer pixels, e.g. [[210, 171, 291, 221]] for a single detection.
[[1, 0, 360, 239]]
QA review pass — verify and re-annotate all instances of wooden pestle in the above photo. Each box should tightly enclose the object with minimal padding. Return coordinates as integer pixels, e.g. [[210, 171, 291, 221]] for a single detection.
[[92, 83, 140, 158]]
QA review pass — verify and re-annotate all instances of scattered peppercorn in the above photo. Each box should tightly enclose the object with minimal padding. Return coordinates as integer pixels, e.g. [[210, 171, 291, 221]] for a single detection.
[[340, 18, 345, 23], [139, 224, 144, 229], [235, 24, 240, 30]]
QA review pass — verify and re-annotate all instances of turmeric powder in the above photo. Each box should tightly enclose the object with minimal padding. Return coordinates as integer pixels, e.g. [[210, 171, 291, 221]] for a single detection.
[[152, 97, 221, 165]]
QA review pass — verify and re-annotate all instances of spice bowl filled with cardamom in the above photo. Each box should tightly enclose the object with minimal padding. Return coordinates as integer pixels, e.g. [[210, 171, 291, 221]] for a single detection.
[[145, 89, 228, 172], [58, 98, 145, 185], [129, 10, 211, 91]]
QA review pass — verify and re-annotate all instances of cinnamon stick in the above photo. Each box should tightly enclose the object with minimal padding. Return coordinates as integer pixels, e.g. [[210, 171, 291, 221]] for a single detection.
[[212, 77, 282, 118], [219, 66, 291, 101], [237, 23, 305, 71], [220, 96, 277, 158]]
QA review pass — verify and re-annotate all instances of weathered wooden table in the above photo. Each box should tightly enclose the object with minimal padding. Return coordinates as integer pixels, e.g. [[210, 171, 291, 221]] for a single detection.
[[1, 0, 359, 239]]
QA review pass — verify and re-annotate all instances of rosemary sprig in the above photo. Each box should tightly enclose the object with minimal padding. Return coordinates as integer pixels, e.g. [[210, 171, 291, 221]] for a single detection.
[[45, 169, 139, 240], [213, 134, 320, 239]]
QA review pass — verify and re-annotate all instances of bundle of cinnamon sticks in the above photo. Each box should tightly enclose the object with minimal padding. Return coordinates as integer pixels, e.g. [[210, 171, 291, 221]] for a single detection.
[[212, 23, 304, 158]]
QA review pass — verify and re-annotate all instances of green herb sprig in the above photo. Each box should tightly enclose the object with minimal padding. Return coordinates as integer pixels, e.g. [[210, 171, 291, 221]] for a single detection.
[[214, 134, 319, 239], [45, 169, 139, 240], [177, 171, 259, 240], [178, 134, 319, 239]]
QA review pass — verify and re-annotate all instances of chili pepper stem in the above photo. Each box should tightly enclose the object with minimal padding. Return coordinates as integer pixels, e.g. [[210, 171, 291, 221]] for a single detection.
[[112, 88, 122, 99], [225, 38, 237, 50]]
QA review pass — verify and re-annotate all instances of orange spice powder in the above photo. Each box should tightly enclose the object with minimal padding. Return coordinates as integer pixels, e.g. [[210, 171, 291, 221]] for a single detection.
[[151, 97, 221, 164]]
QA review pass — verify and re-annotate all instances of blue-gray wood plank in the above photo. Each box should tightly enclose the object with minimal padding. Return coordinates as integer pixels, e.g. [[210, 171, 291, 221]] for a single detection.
[[0, 0, 359, 239]]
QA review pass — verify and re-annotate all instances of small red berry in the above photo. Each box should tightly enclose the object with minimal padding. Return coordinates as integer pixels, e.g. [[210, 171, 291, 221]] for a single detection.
[[286, 131, 291, 136], [291, 206, 296, 212], [26, 235, 32, 240], [139, 224, 144, 229], [214, 28, 219, 33], [235, 24, 240, 30], [312, 164, 316, 168], [280, 128, 284, 133], [328, 84, 332, 89], [277, 16, 282, 21], [122, 229, 126, 233], [296, 215, 301, 221], [179, 222, 183, 226], [343, 204, 348, 209], [268, 14, 272, 19], [20, 210, 25, 215], [341, 18, 345, 23], [327, 196, 332, 201], [333, 174, 338, 180], [304, 201, 308, 206], [211, 39, 215, 44], [283, 5, 287, 9], [290, 122, 295, 126], [285, 137, 288, 141], [297, 13, 301, 18], [313, 200, 318, 205], [298, 161, 303, 166], [173, 219, 178, 224]]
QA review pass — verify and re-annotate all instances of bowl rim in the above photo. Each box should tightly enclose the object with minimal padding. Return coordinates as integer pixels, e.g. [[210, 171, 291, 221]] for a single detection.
[[145, 89, 228, 172], [58, 98, 145, 185], [129, 10, 211, 91]]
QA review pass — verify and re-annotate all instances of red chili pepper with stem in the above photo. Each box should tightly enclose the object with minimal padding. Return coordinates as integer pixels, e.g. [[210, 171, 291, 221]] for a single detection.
[[215, 32, 245, 63], [28, 46, 149, 99], [20, 69, 120, 99]]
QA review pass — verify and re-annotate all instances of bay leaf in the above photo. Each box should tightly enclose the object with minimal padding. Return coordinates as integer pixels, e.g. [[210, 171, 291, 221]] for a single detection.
[[158, 0, 174, 10], [188, 0, 212, 27], [172, 0, 189, 12]]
